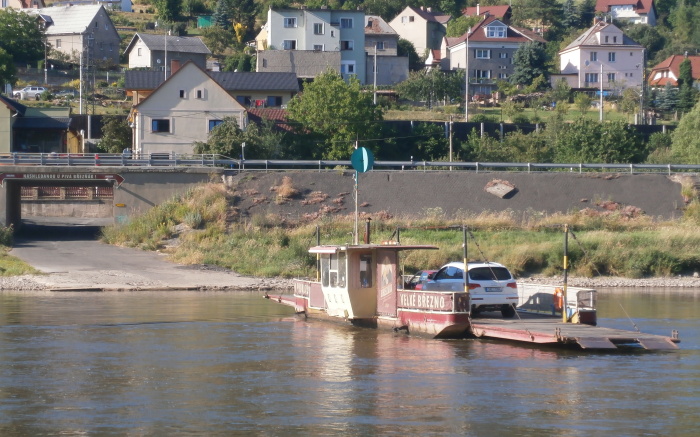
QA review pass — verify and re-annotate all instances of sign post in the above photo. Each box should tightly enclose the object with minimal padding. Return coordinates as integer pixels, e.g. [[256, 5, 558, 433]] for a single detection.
[[350, 147, 374, 244]]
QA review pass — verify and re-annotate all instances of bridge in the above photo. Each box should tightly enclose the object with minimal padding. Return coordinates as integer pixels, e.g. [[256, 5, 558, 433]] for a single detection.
[[0, 163, 218, 228]]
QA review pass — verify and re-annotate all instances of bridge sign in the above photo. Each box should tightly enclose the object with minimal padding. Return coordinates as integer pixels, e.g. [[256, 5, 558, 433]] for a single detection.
[[0, 173, 125, 186]]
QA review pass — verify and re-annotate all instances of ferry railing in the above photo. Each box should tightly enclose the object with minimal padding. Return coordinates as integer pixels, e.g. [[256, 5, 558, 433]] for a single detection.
[[2, 153, 700, 175]]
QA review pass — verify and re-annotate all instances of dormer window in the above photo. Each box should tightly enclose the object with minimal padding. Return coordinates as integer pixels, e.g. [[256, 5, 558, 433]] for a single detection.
[[486, 25, 507, 38]]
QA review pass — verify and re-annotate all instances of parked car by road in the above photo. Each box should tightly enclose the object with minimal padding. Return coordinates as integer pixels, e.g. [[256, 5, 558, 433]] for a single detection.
[[404, 270, 437, 290], [13, 86, 47, 100], [422, 261, 519, 317]]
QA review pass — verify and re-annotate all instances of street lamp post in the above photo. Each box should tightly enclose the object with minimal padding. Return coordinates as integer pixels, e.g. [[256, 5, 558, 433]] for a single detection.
[[241, 142, 245, 170], [465, 28, 471, 122]]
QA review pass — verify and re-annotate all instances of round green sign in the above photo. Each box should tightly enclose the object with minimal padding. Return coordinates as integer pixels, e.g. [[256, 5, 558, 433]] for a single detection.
[[351, 147, 374, 173]]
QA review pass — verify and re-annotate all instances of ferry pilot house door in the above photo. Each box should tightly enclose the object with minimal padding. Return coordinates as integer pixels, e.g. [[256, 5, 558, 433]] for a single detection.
[[376, 249, 398, 317]]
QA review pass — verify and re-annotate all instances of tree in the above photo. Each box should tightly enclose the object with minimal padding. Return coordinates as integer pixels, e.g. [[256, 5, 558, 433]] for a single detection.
[[671, 100, 700, 163], [561, 0, 580, 31], [397, 39, 422, 71], [446, 16, 480, 38], [0, 9, 45, 65], [0, 48, 16, 88], [620, 87, 641, 122], [574, 92, 592, 116], [677, 58, 697, 113], [286, 69, 383, 160], [212, 0, 231, 28], [395, 69, 464, 109], [202, 26, 236, 58], [154, 0, 181, 23], [554, 119, 645, 163], [99, 117, 132, 154], [193, 116, 284, 159], [509, 41, 549, 88]]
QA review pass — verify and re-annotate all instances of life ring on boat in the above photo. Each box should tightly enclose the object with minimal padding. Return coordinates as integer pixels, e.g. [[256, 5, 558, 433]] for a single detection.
[[553, 288, 564, 311]]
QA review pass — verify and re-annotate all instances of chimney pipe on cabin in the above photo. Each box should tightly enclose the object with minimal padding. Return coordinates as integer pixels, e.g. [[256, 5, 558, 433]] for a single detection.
[[363, 218, 372, 244]]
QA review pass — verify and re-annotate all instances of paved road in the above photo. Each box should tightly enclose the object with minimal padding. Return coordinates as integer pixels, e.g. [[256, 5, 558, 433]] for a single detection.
[[9, 218, 263, 291]]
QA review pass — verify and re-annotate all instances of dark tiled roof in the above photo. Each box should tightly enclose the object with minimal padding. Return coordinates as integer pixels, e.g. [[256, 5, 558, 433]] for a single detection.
[[247, 108, 295, 133], [124, 70, 299, 92], [13, 116, 70, 129], [0, 95, 27, 115], [211, 72, 299, 91], [135, 33, 211, 54], [124, 70, 165, 90]]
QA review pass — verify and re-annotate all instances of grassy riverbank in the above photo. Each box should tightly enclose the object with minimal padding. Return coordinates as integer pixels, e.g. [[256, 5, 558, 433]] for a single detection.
[[100, 184, 700, 280], [0, 227, 40, 276]]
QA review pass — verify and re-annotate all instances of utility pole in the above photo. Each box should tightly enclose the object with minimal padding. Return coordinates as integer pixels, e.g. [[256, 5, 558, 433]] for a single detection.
[[449, 116, 453, 171], [599, 63, 603, 122], [373, 43, 377, 105], [465, 28, 471, 122]]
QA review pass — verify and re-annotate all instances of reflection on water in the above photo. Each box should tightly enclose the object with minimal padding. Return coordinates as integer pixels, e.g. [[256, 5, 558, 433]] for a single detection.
[[0, 289, 698, 436]]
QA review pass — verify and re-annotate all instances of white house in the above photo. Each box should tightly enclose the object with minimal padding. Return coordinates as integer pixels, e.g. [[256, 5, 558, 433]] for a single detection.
[[388, 6, 450, 57], [256, 7, 366, 83], [128, 62, 246, 156], [595, 0, 657, 26], [125, 33, 211, 76], [554, 20, 644, 93]]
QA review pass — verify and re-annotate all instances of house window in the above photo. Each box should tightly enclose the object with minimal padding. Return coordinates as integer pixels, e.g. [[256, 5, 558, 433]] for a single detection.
[[475, 49, 491, 59], [375, 41, 385, 50], [608, 52, 616, 62], [341, 61, 356, 75], [313, 44, 324, 51], [605, 36, 609, 43], [340, 40, 353, 51], [208, 120, 223, 131], [613, 36, 617, 43], [283, 40, 296, 50], [236, 96, 252, 106], [151, 119, 170, 133], [314, 23, 324, 35], [401, 16, 414, 23], [585, 73, 598, 83], [475, 70, 491, 79], [137, 47, 141, 56], [267, 96, 283, 107], [195, 89, 203, 99], [607, 73, 616, 82], [498, 73, 508, 79], [179, 89, 186, 98], [340, 18, 353, 29], [590, 52, 597, 62], [499, 52, 508, 59], [94, 22, 98, 28], [486, 26, 506, 38], [331, 30, 335, 37], [56, 39, 62, 48], [284, 17, 297, 28]]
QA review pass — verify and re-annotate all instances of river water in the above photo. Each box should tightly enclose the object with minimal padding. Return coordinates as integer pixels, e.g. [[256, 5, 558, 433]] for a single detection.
[[0, 288, 697, 436]]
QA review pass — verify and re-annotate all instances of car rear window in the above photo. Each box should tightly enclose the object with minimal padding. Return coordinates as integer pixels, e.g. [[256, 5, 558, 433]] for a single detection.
[[468, 267, 512, 281]]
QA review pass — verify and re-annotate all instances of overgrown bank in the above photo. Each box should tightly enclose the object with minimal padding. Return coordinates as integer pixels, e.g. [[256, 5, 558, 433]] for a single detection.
[[101, 183, 700, 281]]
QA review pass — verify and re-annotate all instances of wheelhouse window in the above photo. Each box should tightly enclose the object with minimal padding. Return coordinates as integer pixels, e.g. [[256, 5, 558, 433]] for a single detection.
[[322, 252, 346, 288], [359, 254, 371, 288], [151, 119, 170, 133], [284, 17, 297, 28]]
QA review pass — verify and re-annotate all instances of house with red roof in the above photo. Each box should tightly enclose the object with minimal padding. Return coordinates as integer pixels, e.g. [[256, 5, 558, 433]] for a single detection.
[[595, 0, 657, 26], [648, 54, 700, 89], [442, 15, 546, 98], [389, 6, 451, 57], [462, 4, 512, 22]]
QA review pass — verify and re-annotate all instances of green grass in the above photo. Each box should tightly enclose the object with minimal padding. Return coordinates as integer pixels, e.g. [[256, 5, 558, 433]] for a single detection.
[[0, 248, 41, 276], [97, 184, 700, 280]]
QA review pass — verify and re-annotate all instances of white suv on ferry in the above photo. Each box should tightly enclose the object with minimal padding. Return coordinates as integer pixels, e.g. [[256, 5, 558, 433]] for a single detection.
[[422, 261, 519, 317]]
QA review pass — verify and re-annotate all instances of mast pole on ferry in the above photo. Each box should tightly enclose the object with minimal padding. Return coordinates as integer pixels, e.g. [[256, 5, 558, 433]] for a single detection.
[[563, 224, 569, 323]]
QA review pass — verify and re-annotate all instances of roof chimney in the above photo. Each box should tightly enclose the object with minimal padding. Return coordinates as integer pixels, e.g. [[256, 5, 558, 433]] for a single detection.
[[171, 59, 181, 74], [477, 3, 480, 15]]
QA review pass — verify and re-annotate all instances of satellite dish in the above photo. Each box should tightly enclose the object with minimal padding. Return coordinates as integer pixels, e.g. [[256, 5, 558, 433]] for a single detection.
[[584, 60, 590, 67], [157, 59, 162, 64]]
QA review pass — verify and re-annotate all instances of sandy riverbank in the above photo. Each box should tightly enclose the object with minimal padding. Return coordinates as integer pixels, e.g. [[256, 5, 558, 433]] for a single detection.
[[2, 269, 699, 292]]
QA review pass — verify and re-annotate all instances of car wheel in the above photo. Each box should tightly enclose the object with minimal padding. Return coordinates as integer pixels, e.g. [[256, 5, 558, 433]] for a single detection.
[[501, 304, 516, 318]]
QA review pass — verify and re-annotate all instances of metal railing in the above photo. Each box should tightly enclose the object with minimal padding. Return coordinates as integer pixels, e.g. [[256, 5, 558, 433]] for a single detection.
[[2, 153, 700, 175]]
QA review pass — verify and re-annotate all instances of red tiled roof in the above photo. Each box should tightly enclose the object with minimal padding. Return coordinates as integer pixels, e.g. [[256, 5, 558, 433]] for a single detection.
[[463, 5, 511, 19], [247, 108, 295, 133], [595, 0, 654, 14], [466, 16, 546, 44], [648, 55, 700, 87]]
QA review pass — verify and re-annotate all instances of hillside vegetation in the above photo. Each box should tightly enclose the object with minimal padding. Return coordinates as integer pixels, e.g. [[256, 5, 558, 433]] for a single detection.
[[101, 183, 700, 280]]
